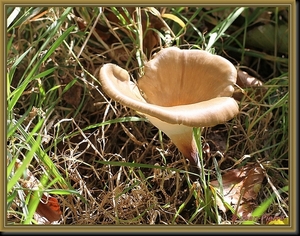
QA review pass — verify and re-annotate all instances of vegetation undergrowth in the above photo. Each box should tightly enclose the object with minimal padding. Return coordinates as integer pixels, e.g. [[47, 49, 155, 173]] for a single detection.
[[6, 6, 289, 226]]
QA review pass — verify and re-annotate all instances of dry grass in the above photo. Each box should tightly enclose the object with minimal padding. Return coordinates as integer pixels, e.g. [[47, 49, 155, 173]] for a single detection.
[[7, 6, 289, 226]]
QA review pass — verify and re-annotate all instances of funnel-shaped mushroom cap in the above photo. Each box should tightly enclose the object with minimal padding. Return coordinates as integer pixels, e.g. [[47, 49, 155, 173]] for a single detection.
[[99, 47, 239, 167]]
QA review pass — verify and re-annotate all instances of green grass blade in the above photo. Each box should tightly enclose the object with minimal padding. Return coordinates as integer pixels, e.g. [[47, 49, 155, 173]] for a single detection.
[[7, 46, 32, 85], [7, 7, 44, 31], [7, 107, 31, 139], [7, 134, 42, 194], [206, 7, 245, 51], [251, 185, 288, 219], [7, 25, 75, 112]]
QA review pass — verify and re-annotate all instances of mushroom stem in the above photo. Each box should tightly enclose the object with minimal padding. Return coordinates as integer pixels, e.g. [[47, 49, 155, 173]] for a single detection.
[[170, 131, 200, 168], [146, 115, 200, 168]]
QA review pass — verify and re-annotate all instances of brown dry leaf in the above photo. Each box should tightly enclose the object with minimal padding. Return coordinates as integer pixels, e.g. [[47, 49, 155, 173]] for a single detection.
[[236, 70, 263, 88], [35, 194, 62, 223], [210, 164, 264, 219], [233, 69, 266, 101]]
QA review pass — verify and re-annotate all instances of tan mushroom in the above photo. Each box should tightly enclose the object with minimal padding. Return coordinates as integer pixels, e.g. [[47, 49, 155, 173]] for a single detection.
[[99, 47, 239, 168]]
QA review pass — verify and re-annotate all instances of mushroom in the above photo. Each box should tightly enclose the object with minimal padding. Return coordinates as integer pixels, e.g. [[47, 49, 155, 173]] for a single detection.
[[99, 47, 239, 169]]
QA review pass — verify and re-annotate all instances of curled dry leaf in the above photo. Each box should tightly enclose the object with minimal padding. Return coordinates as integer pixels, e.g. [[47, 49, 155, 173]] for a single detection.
[[210, 163, 264, 219], [233, 69, 266, 101], [35, 194, 62, 223]]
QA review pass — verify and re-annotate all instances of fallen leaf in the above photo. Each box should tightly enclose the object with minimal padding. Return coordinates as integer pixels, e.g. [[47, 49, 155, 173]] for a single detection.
[[210, 164, 265, 219], [36, 194, 62, 223], [233, 69, 266, 101], [241, 166, 264, 201], [236, 70, 263, 88], [246, 23, 288, 55]]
